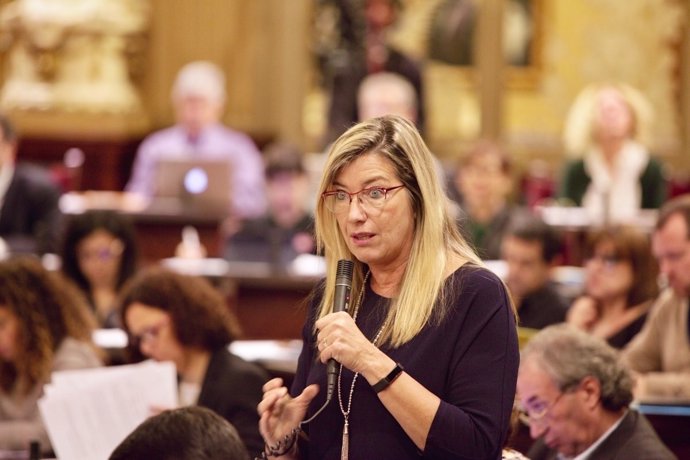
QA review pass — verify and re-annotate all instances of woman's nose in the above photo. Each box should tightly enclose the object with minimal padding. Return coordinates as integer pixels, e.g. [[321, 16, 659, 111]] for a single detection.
[[140, 341, 153, 357]]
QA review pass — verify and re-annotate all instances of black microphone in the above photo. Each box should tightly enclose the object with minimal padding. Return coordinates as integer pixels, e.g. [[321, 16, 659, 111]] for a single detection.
[[326, 259, 354, 401]]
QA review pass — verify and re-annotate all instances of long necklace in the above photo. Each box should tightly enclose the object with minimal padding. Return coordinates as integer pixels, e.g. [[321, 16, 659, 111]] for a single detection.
[[336, 271, 388, 460]]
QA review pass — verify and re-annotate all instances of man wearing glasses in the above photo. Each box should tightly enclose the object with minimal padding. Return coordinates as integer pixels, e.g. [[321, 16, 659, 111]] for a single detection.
[[621, 194, 690, 401], [517, 324, 675, 460]]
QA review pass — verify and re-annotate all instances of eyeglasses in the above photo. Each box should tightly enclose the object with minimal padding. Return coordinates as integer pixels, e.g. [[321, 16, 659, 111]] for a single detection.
[[585, 253, 623, 270], [78, 240, 124, 262], [129, 318, 169, 348], [321, 185, 405, 214], [518, 391, 568, 427]]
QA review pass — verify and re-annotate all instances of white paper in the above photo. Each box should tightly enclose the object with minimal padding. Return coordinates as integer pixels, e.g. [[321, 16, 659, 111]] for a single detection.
[[38, 361, 177, 460]]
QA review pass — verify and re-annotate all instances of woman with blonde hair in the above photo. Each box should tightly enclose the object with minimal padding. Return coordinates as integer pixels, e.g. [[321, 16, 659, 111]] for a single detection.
[[258, 115, 518, 459], [558, 82, 666, 223], [0, 256, 102, 453]]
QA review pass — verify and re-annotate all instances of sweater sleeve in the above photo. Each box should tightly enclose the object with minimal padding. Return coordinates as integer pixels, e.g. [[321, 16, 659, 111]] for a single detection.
[[621, 291, 690, 399], [424, 270, 520, 459]]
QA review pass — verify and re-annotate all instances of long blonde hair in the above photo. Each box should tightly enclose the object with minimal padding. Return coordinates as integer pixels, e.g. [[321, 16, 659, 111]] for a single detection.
[[563, 82, 654, 156], [314, 115, 482, 347]]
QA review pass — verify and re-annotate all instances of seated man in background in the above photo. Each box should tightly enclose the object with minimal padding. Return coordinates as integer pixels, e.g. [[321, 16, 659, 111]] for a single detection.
[[0, 114, 63, 255], [126, 61, 266, 220], [109, 406, 249, 460], [224, 142, 314, 269], [621, 194, 690, 401], [518, 324, 675, 460], [501, 212, 568, 329], [357, 71, 419, 127]]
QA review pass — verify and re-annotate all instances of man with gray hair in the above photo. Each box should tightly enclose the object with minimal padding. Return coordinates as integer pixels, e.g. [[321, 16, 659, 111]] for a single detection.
[[126, 61, 266, 219], [518, 324, 675, 460], [357, 72, 418, 125]]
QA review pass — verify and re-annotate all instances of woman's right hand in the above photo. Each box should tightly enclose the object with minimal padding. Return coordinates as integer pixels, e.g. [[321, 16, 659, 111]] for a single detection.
[[257, 378, 319, 455], [566, 296, 599, 330]]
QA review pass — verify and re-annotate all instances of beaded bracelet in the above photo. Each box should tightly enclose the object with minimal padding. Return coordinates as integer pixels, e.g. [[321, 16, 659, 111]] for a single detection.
[[256, 426, 301, 459]]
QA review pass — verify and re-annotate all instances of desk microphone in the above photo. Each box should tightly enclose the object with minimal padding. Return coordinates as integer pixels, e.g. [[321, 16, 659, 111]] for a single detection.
[[326, 259, 354, 402]]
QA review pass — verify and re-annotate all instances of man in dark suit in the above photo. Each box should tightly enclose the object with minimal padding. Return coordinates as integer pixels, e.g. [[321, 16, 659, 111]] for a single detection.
[[517, 324, 675, 460], [224, 142, 315, 270], [0, 115, 63, 255], [501, 212, 569, 330]]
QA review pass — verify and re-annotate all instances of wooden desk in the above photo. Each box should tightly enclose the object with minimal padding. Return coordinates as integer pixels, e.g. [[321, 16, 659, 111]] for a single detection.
[[222, 262, 320, 339], [225, 267, 318, 340], [18, 136, 141, 191], [160, 259, 321, 340], [132, 212, 223, 264], [60, 192, 225, 264]]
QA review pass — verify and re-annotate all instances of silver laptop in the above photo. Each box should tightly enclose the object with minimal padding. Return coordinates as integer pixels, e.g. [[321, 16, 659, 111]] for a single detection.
[[149, 158, 232, 216]]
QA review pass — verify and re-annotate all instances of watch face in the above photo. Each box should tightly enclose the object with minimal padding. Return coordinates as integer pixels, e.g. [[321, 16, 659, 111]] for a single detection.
[[373, 363, 404, 393]]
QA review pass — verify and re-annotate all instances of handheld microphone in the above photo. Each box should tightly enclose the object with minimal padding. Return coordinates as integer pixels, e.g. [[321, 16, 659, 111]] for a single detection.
[[326, 259, 354, 401]]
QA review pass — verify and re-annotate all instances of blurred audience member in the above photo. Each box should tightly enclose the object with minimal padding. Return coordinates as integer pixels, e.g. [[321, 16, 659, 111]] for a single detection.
[[126, 61, 266, 219], [0, 114, 63, 255], [224, 143, 314, 269], [518, 324, 675, 460], [559, 83, 666, 223], [61, 210, 138, 328], [501, 212, 568, 329], [357, 71, 418, 124], [567, 226, 658, 349], [0, 257, 102, 453], [324, 0, 424, 145], [109, 406, 250, 460], [453, 140, 515, 259], [621, 195, 690, 400], [120, 267, 268, 455]]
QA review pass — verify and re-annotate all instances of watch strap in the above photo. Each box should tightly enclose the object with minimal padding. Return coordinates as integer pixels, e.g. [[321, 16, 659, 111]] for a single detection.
[[372, 363, 404, 393]]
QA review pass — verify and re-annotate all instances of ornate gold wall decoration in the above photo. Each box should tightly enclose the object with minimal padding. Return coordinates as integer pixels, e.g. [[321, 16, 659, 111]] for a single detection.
[[575, 0, 685, 154], [0, 0, 150, 116], [391, 0, 543, 88]]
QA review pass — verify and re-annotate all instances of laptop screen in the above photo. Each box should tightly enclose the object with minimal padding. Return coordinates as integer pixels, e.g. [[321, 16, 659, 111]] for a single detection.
[[151, 159, 232, 216]]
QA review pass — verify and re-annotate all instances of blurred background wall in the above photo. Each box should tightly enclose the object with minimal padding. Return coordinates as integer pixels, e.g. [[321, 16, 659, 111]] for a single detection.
[[0, 0, 688, 182]]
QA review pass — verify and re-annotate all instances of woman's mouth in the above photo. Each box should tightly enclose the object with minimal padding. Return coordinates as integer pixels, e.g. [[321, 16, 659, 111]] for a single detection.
[[351, 232, 375, 242]]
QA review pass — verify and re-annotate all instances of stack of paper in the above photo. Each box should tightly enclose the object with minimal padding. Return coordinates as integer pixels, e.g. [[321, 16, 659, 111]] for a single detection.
[[38, 361, 177, 460]]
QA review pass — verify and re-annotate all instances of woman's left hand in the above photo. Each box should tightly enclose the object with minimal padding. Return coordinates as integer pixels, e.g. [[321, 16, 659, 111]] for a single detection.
[[314, 311, 384, 375]]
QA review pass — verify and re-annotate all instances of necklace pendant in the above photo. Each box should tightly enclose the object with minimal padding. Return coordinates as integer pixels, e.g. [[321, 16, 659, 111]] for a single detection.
[[341, 419, 349, 460]]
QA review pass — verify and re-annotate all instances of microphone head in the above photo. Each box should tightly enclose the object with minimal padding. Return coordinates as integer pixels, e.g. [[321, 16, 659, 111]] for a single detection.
[[336, 259, 354, 280]]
